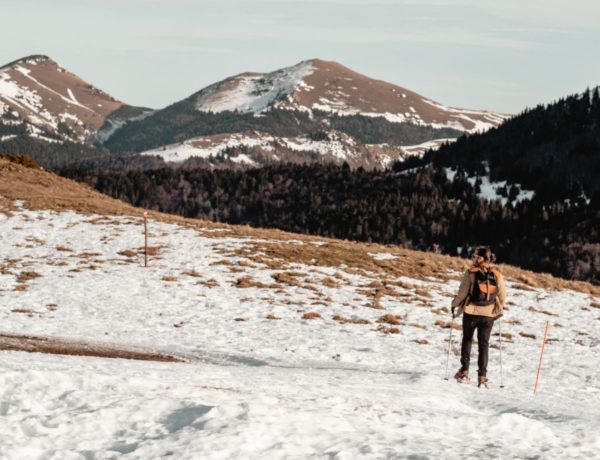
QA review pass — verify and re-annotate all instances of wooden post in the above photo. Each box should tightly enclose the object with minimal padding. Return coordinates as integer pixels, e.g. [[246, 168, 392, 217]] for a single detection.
[[143, 211, 148, 268], [534, 320, 550, 395]]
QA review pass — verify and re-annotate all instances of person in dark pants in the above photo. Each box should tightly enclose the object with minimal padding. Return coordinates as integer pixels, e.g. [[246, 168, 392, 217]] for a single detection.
[[451, 247, 506, 387]]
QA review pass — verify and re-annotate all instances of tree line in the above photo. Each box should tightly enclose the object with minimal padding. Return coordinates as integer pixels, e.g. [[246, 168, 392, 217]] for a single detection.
[[60, 162, 600, 284]]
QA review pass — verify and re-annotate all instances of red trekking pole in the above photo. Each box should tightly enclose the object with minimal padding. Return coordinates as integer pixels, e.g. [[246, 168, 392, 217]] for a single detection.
[[534, 320, 550, 395]]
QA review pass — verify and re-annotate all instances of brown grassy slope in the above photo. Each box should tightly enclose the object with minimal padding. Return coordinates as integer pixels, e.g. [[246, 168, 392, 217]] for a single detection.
[[1, 158, 598, 295]]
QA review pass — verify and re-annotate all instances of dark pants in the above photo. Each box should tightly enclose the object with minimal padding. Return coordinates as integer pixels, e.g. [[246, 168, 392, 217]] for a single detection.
[[461, 313, 495, 377]]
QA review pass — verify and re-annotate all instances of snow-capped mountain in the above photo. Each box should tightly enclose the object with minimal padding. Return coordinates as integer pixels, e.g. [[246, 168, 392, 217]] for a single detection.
[[114, 59, 509, 168], [193, 59, 507, 133], [0, 55, 151, 144], [0, 55, 508, 169]]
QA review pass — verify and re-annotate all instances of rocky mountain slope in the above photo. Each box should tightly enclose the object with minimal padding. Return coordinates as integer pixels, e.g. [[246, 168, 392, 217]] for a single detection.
[[0, 55, 151, 144]]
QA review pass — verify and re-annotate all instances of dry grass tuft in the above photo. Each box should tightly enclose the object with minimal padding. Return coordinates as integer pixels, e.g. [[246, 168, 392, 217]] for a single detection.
[[11, 308, 35, 315], [16, 271, 41, 283], [431, 307, 450, 315], [14, 284, 28, 291], [182, 269, 202, 277], [590, 301, 600, 309], [302, 312, 322, 320], [56, 245, 73, 252], [235, 276, 274, 289], [46, 304, 58, 311], [233, 317, 247, 322], [161, 275, 178, 282], [272, 272, 303, 287], [414, 288, 431, 298], [435, 320, 462, 330], [322, 277, 339, 288], [505, 319, 522, 325], [414, 338, 429, 345], [77, 252, 102, 259], [519, 332, 536, 339], [408, 323, 427, 329], [118, 249, 137, 257], [266, 314, 281, 320], [377, 314, 403, 325], [210, 259, 233, 267], [332, 314, 370, 325], [496, 332, 513, 340], [528, 306, 558, 316], [196, 278, 219, 288]]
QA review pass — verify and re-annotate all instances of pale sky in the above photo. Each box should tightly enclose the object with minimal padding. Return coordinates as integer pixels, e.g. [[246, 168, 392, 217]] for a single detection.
[[2, 0, 599, 114]]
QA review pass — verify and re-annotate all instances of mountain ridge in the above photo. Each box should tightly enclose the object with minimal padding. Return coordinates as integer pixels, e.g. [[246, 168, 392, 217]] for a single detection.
[[1, 55, 507, 169]]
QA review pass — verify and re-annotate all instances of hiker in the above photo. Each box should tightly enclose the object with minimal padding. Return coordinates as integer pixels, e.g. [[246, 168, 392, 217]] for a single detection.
[[451, 246, 506, 387]]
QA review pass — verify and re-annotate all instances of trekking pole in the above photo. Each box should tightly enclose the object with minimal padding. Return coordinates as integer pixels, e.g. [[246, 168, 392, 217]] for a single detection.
[[534, 320, 550, 395], [444, 315, 455, 380], [498, 319, 504, 389]]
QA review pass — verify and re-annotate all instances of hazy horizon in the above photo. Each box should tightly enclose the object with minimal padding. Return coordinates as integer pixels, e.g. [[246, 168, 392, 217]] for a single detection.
[[3, 0, 599, 114]]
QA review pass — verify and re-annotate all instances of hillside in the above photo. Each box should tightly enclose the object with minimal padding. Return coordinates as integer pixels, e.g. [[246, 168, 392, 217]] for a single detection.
[[426, 87, 600, 202], [1, 157, 600, 458]]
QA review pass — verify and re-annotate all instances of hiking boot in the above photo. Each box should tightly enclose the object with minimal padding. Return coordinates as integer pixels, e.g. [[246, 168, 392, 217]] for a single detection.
[[454, 369, 471, 384], [478, 375, 489, 389]]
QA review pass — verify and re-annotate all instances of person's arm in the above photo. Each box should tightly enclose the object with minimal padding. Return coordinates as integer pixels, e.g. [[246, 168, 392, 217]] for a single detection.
[[451, 271, 471, 311], [496, 271, 507, 305]]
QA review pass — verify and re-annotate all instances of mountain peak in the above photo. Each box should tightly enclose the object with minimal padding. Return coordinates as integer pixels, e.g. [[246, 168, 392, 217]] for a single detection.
[[191, 58, 507, 133], [1, 54, 54, 70]]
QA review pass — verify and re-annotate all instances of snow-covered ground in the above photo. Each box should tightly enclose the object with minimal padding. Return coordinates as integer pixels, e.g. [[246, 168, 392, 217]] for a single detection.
[[1, 202, 599, 459]]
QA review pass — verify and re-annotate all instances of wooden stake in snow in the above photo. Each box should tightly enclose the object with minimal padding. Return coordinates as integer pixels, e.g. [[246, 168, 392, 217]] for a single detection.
[[143, 211, 148, 268], [534, 320, 550, 395]]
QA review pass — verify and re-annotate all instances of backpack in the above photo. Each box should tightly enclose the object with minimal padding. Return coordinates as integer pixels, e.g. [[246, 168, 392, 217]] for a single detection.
[[469, 269, 498, 306]]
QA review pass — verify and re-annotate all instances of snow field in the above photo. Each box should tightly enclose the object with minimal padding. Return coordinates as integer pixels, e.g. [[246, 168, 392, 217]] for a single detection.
[[1, 202, 599, 459]]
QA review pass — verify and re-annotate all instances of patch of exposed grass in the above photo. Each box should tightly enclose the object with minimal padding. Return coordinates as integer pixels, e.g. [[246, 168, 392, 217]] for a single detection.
[[235, 276, 274, 289], [519, 332, 536, 339], [161, 275, 178, 282], [332, 314, 370, 325], [0, 332, 184, 362], [11, 308, 35, 314], [272, 272, 303, 287], [435, 320, 462, 330], [377, 314, 403, 325], [16, 271, 41, 283], [196, 278, 219, 288], [528, 306, 558, 316], [302, 312, 322, 320]]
